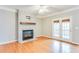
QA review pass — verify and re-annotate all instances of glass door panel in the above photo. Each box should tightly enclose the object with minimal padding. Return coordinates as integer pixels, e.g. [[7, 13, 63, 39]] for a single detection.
[[62, 20, 70, 39], [53, 20, 60, 37]]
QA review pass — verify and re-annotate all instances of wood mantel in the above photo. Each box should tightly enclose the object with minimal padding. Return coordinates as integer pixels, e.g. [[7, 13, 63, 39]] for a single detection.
[[20, 22, 36, 25]]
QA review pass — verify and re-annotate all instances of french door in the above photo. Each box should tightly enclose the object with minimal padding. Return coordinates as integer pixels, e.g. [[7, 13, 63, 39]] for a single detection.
[[61, 19, 70, 39], [53, 19, 71, 40]]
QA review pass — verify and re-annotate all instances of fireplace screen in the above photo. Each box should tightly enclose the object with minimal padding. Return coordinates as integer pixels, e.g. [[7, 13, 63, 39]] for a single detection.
[[23, 30, 33, 41]]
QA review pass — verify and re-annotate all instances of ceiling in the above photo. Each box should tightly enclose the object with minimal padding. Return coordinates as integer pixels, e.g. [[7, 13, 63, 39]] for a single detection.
[[0, 5, 79, 18]]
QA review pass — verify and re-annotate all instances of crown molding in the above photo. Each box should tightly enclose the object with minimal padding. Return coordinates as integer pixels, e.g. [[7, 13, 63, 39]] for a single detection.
[[0, 7, 17, 13], [46, 7, 79, 17]]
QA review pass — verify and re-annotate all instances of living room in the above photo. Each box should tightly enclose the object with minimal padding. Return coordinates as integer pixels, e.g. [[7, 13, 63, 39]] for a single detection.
[[0, 5, 79, 53]]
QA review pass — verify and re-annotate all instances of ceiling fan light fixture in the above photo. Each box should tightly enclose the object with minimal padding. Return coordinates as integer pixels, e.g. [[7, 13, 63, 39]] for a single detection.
[[38, 5, 49, 14]]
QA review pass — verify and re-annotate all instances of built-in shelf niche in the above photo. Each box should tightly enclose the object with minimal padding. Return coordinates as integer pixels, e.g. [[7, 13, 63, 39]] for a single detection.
[[20, 22, 36, 25]]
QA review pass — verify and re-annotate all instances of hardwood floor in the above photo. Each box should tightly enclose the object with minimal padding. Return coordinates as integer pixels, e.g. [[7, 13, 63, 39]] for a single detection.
[[0, 37, 79, 53]]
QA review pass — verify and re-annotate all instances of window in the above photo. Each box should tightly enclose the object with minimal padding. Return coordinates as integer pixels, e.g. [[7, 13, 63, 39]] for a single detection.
[[53, 20, 60, 37]]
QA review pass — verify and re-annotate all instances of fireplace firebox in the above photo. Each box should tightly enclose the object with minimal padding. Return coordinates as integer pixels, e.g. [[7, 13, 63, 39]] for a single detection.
[[23, 30, 33, 41]]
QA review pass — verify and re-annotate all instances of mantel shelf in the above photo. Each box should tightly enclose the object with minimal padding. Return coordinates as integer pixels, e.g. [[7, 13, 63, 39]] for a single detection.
[[20, 22, 36, 25]]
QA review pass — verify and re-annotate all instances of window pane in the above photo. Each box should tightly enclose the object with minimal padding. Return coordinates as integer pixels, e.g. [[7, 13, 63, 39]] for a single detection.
[[62, 31, 70, 39], [62, 21, 70, 39], [53, 23, 60, 37]]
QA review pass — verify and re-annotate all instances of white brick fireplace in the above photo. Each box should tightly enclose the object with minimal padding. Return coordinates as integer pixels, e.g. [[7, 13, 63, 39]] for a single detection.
[[18, 10, 42, 42]]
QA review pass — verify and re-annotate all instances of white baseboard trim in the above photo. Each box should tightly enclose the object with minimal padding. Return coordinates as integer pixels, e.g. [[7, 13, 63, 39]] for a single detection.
[[36, 35, 49, 38], [0, 40, 17, 45], [38, 36, 79, 45], [49, 37, 79, 45]]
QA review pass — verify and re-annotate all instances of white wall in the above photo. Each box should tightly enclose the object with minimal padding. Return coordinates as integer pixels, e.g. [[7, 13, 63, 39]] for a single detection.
[[0, 9, 16, 44], [71, 13, 79, 43], [42, 9, 79, 44], [42, 19, 52, 37], [18, 10, 42, 42]]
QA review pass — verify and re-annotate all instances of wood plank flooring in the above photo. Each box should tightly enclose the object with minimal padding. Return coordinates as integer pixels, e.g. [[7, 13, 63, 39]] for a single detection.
[[0, 37, 79, 53]]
